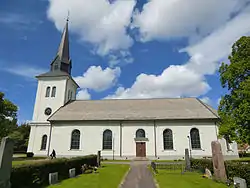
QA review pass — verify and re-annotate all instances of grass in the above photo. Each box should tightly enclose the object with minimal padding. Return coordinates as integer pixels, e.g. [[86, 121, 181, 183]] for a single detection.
[[12, 157, 48, 166], [152, 169, 229, 188], [47, 164, 129, 188]]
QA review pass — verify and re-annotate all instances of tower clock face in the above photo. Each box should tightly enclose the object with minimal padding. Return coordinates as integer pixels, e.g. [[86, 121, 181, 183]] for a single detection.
[[44, 107, 52, 116]]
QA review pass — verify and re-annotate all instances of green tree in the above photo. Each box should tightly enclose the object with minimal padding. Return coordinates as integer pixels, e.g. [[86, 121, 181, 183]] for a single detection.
[[0, 92, 18, 140], [218, 36, 250, 144], [9, 123, 30, 152]]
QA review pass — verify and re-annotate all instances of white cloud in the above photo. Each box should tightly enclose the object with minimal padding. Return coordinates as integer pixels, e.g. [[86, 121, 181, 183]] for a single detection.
[[76, 89, 91, 100], [2, 66, 47, 79], [74, 66, 121, 92], [217, 97, 222, 105], [47, 0, 136, 56], [106, 5, 250, 100], [200, 97, 212, 105], [182, 7, 250, 75], [132, 0, 247, 43], [106, 65, 210, 99]]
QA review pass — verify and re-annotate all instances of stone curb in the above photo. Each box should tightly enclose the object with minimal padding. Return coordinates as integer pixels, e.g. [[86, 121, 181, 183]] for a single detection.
[[118, 167, 131, 188]]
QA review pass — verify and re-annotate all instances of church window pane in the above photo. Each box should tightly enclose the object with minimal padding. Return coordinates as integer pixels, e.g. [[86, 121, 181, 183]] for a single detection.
[[45, 87, 50, 97], [163, 129, 173, 150], [70, 129, 80, 150], [41, 135, 47, 150], [190, 128, 201, 149], [136, 129, 145, 138], [103, 129, 112, 150], [51, 87, 56, 97]]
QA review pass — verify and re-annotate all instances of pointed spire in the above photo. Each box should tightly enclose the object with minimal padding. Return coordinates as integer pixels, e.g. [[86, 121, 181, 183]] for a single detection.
[[57, 18, 70, 63]]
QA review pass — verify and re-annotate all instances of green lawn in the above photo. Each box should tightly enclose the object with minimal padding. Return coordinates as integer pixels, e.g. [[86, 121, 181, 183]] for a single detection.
[[47, 164, 129, 188], [152, 170, 228, 188], [12, 158, 48, 166]]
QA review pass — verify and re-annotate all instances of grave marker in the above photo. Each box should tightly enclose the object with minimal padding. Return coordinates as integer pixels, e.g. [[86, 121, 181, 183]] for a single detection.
[[69, 168, 76, 178], [97, 151, 101, 167], [233, 177, 247, 188], [49, 172, 58, 185], [211, 141, 227, 182], [0, 137, 14, 188], [185, 148, 191, 171]]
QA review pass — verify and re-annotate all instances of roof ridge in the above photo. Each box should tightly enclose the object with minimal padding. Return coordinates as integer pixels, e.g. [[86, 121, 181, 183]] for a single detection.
[[74, 97, 197, 102]]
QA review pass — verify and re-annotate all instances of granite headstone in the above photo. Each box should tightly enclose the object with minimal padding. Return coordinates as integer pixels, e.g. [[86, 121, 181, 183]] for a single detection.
[[0, 137, 14, 188]]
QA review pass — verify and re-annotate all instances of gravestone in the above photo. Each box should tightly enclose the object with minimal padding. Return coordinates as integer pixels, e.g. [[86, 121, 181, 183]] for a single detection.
[[233, 177, 247, 188], [69, 168, 76, 178], [0, 137, 14, 188], [49, 172, 58, 185], [205, 168, 212, 179], [185, 148, 191, 171], [97, 151, 101, 167], [211, 141, 227, 182]]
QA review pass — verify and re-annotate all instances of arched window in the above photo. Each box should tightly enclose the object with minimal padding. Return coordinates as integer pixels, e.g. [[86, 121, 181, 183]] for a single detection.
[[41, 135, 47, 150], [103, 129, 112, 150], [136, 129, 145, 138], [54, 62, 59, 70], [70, 129, 80, 150], [190, 128, 201, 149], [163, 129, 173, 150], [51, 86, 56, 97], [45, 87, 50, 97]]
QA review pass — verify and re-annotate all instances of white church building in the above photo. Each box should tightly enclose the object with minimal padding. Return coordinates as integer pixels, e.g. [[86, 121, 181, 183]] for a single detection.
[[27, 21, 239, 160]]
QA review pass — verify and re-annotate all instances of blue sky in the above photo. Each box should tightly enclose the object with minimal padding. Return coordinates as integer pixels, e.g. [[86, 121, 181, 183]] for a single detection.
[[1, 0, 250, 124]]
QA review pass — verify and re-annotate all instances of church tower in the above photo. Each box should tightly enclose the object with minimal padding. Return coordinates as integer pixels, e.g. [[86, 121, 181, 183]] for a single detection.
[[31, 20, 79, 123]]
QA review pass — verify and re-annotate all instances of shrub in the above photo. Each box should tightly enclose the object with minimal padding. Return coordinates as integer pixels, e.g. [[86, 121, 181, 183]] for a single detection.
[[225, 161, 250, 187], [26, 152, 34, 158], [11, 155, 97, 188], [190, 159, 213, 173], [191, 159, 250, 187]]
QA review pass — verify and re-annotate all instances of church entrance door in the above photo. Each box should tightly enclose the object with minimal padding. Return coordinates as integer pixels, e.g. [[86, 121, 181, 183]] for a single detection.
[[136, 142, 146, 157]]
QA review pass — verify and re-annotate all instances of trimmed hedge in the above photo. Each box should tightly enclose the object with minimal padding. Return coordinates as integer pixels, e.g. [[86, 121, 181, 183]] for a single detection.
[[11, 155, 97, 188], [191, 159, 250, 187]]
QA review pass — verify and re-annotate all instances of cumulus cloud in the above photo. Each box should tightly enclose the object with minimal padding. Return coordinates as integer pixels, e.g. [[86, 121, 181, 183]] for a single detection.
[[76, 89, 91, 100], [132, 0, 247, 43], [47, 0, 136, 57], [106, 65, 210, 99], [74, 66, 121, 92], [106, 5, 250, 99]]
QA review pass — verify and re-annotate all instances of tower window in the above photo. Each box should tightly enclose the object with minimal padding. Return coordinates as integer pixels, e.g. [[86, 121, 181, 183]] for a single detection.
[[51, 87, 56, 97], [41, 135, 47, 150], [45, 87, 50, 97]]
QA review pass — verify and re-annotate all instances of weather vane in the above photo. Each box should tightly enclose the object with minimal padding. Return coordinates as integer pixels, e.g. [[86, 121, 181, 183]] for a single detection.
[[66, 10, 70, 22]]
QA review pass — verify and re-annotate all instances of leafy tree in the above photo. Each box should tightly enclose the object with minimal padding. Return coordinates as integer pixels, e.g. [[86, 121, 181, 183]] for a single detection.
[[9, 123, 30, 152], [218, 36, 250, 144], [0, 92, 18, 141]]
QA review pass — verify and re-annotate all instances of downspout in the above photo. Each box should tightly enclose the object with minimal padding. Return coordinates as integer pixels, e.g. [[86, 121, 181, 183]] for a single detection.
[[120, 121, 122, 157], [154, 120, 157, 158], [47, 122, 53, 157]]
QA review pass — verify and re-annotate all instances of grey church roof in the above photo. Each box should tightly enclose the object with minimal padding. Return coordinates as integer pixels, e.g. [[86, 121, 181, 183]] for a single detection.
[[36, 70, 69, 78], [48, 98, 219, 121]]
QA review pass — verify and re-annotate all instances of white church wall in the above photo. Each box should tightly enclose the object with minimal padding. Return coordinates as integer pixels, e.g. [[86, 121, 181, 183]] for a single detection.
[[49, 121, 121, 158], [121, 121, 155, 159], [32, 78, 67, 122], [156, 121, 218, 160], [64, 78, 77, 103], [27, 124, 51, 156]]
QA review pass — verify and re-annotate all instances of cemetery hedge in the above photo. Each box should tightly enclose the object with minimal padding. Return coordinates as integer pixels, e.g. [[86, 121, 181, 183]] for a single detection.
[[191, 159, 250, 187], [11, 154, 97, 188]]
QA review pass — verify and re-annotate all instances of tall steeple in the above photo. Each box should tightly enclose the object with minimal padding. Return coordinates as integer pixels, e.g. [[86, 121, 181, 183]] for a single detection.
[[50, 18, 72, 75]]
